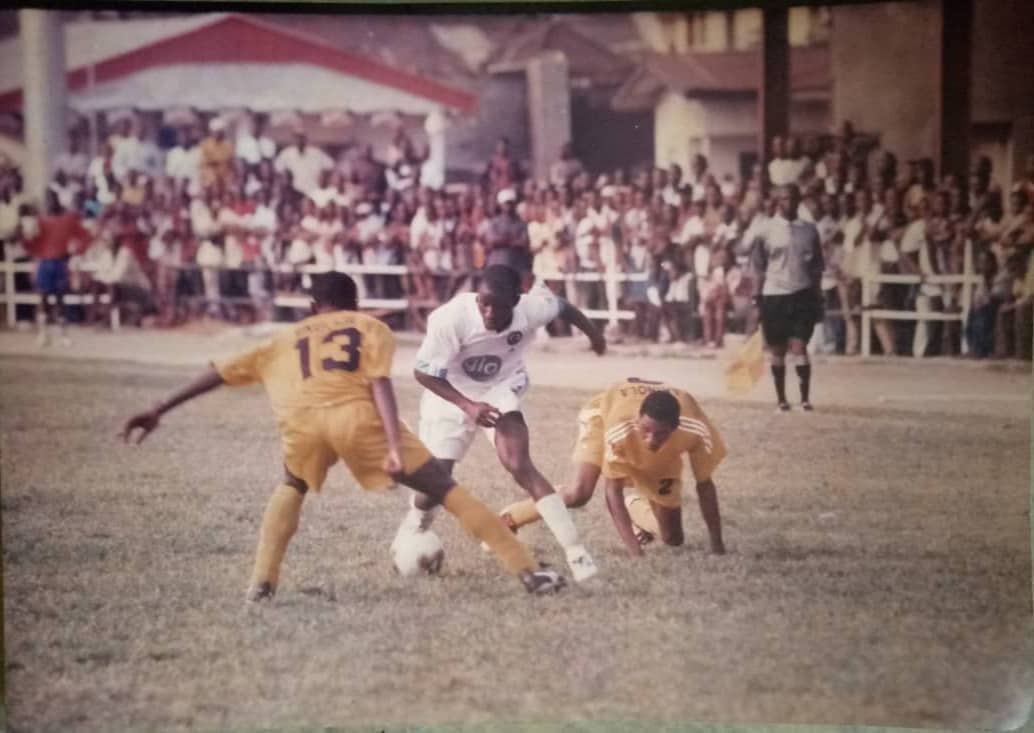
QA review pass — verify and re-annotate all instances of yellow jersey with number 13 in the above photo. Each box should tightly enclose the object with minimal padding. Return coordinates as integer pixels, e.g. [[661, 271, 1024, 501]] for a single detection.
[[213, 311, 395, 418]]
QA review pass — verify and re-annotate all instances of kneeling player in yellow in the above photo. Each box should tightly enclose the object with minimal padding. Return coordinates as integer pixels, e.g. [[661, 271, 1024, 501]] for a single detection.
[[121, 272, 565, 599], [500, 379, 726, 556]]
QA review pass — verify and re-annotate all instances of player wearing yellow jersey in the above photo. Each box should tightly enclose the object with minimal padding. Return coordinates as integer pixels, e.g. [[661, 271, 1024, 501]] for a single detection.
[[121, 272, 565, 599], [500, 378, 726, 556]]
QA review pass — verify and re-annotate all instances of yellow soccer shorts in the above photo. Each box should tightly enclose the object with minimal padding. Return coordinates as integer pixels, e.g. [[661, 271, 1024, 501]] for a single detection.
[[624, 473, 683, 509], [278, 400, 433, 492]]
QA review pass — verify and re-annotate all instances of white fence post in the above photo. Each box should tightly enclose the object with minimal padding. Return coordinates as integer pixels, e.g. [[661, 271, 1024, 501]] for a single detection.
[[959, 238, 974, 356], [861, 269, 872, 357], [4, 258, 17, 328]]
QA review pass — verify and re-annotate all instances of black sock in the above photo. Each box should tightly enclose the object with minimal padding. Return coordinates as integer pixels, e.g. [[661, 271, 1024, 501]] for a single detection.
[[796, 364, 812, 403], [771, 365, 787, 403]]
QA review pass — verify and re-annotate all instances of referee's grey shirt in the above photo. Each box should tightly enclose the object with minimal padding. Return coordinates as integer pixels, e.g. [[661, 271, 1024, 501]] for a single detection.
[[750, 215, 824, 296]]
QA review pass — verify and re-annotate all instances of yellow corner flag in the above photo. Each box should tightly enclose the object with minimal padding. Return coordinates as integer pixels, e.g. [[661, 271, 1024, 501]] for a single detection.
[[724, 329, 766, 396]]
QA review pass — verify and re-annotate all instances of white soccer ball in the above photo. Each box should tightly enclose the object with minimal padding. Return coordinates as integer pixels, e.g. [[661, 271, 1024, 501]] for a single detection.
[[391, 530, 445, 577]]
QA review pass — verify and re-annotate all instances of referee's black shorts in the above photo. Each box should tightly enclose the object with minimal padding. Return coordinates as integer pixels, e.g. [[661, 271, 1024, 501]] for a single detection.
[[760, 288, 821, 346]]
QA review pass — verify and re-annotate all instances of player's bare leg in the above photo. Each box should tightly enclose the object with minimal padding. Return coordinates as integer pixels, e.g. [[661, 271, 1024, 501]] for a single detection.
[[397, 458, 565, 594], [493, 412, 598, 582], [769, 342, 791, 412], [652, 503, 685, 547], [501, 461, 600, 530], [246, 469, 308, 602], [695, 479, 726, 554], [787, 337, 813, 411]]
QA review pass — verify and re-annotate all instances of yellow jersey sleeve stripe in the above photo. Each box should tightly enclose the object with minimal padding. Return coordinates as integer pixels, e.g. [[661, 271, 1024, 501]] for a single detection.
[[678, 423, 713, 452], [605, 419, 636, 441], [606, 424, 635, 446]]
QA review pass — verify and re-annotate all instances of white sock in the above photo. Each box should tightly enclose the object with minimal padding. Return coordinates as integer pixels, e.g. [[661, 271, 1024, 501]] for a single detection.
[[535, 493, 582, 553], [402, 491, 438, 532]]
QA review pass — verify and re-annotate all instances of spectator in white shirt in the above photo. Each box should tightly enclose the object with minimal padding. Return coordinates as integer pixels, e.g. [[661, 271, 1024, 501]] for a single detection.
[[48, 170, 81, 212], [767, 136, 806, 188], [662, 164, 684, 208], [235, 115, 277, 169], [54, 135, 90, 179], [189, 190, 220, 242], [111, 122, 144, 183], [94, 234, 153, 326], [676, 198, 706, 248], [165, 126, 203, 195], [687, 155, 709, 200], [275, 130, 333, 196], [308, 170, 341, 211], [249, 188, 279, 267]]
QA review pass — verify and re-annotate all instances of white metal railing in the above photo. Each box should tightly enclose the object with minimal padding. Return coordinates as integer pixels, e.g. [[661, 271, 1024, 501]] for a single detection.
[[0, 260, 647, 329], [859, 258, 980, 357]]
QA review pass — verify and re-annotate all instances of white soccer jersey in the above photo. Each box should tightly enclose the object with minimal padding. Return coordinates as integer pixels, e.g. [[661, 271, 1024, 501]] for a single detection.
[[414, 290, 563, 399]]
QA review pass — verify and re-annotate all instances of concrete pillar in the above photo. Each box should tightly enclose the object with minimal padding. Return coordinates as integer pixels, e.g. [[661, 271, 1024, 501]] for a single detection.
[[939, 0, 973, 184], [1011, 116, 1034, 192], [760, 7, 790, 195], [20, 9, 66, 206], [526, 52, 571, 184], [421, 107, 447, 190]]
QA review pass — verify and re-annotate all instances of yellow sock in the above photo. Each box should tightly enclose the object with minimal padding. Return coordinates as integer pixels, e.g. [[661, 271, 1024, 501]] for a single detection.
[[251, 483, 305, 591], [500, 497, 542, 529], [625, 493, 660, 536], [443, 485, 536, 576]]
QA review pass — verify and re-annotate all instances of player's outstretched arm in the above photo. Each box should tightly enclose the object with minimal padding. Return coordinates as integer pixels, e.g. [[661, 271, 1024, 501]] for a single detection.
[[121, 367, 225, 444], [695, 479, 726, 555], [603, 477, 643, 557], [371, 377, 406, 476], [413, 371, 501, 428], [558, 299, 606, 355]]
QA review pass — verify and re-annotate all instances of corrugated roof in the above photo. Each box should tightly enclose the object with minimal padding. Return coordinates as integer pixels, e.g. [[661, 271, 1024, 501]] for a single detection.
[[0, 13, 477, 113]]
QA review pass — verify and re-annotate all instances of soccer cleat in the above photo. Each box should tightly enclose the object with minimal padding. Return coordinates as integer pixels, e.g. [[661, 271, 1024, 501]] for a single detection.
[[523, 569, 566, 595], [246, 581, 275, 602], [776, 401, 791, 413], [565, 545, 599, 582], [800, 402, 814, 412]]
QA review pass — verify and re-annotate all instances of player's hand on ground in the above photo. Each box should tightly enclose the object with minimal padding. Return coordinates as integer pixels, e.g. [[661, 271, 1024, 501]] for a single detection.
[[464, 401, 502, 428], [382, 449, 405, 479], [121, 409, 161, 444], [590, 332, 607, 356]]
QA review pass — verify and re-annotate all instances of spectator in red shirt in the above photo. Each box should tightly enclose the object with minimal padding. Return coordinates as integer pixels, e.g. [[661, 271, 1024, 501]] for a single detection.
[[23, 191, 92, 347]]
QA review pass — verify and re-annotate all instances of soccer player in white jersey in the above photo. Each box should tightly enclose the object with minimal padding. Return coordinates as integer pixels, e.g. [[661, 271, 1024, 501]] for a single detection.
[[393, 264, 607, 582]]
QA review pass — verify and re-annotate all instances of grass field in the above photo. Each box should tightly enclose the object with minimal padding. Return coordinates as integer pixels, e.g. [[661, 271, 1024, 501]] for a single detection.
[[1, 355, 1032, 733]]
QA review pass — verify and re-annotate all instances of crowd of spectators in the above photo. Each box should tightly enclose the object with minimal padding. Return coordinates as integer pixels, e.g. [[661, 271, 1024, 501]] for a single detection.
[[1, 111, 1032, 359]]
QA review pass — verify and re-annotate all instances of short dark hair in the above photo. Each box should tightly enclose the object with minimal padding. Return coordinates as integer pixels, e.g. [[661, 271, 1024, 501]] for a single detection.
[[640, 390, 680, 429], [480, 264, 522, 300], [310, 272, 358, 310]]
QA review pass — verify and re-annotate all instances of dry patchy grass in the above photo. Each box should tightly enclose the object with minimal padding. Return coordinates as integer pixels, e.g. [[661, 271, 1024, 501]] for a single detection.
[[0, 356, 1031, 733]]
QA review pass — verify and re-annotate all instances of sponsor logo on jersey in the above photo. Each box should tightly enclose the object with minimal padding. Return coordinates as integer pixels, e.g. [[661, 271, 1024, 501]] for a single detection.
[[462, 355, 502, 382], [507, 331, 523, 346]]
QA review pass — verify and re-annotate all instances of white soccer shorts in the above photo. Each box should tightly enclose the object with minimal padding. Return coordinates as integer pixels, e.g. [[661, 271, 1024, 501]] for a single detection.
[[418, 376, 529, 461]]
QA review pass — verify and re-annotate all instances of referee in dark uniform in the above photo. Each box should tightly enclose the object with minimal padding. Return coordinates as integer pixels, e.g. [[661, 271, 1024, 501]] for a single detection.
[[750, 184, 824, 412]]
